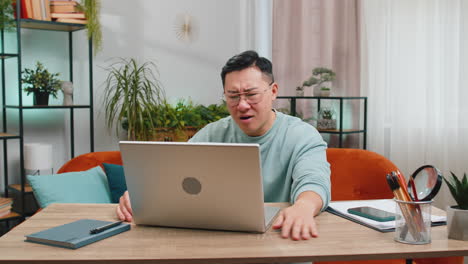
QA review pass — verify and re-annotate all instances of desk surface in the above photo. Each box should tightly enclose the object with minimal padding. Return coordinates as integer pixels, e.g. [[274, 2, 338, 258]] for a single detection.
[[0, 203, 467, 264]]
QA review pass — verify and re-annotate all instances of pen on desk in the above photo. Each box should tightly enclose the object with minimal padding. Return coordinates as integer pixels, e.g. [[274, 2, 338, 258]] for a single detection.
[[409, 177, 419, 201], [90, 221, 123, 234]]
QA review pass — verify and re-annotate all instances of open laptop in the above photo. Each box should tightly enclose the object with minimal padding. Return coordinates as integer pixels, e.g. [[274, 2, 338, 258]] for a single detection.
[[119, 141, 281, 233]]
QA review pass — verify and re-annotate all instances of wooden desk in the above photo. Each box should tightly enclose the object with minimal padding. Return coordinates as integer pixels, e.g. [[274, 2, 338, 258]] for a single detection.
[[0, 203, 467, 264]]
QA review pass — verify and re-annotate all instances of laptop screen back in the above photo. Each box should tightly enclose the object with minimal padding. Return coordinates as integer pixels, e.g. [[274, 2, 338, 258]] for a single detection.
[[119, 141, 269, 232]]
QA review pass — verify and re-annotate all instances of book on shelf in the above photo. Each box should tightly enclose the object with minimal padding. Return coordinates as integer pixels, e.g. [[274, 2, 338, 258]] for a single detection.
[[50, 4, 77, 13], [25, 219, 131, 249], [51, 12, 85, 19], [0, 197, 13, 217], [0, 197, 13, 208], [0, 205, 13, 217], [326, 199, 447, 232], [31, 0, 42, 20], [55, 18, 86, 24], [27, 0, 51, 21], [13, 0, 33, 19], [50, 0, 76, 4]]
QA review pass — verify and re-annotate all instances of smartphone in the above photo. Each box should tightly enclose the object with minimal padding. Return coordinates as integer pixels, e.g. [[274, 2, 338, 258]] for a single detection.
[[347, 206, 396, 222]]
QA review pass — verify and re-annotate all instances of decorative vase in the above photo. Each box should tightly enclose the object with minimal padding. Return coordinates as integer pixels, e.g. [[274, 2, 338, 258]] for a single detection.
[[33, 91, 49, 106], [61, 81, 74, 105], [446, 206, 468, 241]]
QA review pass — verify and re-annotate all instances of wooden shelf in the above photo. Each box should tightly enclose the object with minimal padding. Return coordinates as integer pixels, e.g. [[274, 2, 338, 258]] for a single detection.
[[0, 211, 21, 221], [8, 184, 33, 193], [5, 104, 91, 109], [19, 19, 85, 32], [0, 133, 20, 139], [317, 129, 366, 134], [0, 53, 19, 59]]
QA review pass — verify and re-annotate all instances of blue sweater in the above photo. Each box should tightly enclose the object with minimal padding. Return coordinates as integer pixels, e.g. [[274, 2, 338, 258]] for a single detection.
[[189, 111, 331, 210]]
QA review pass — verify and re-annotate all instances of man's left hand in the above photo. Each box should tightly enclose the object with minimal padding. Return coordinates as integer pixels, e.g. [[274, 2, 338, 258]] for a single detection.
[[272, 191, 323, 240]]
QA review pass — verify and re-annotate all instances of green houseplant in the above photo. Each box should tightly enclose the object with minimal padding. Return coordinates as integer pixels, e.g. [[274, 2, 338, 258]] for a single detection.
[[76, 0, 102, 55], [22, 62, 61, 106], [444, 172, 468, 241], [296, 67, 336, 96], [103, 58, 165, 141], [149, 100, 229, 141], [0, 0, 15, 31], [122, 99, 229, 142]]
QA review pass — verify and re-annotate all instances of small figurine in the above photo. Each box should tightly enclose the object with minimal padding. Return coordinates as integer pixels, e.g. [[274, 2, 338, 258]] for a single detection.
[[61, 81, 73, 106]]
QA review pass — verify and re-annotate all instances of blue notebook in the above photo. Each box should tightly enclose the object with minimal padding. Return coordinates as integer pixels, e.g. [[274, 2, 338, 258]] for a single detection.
[[25, 219, 131, 249]]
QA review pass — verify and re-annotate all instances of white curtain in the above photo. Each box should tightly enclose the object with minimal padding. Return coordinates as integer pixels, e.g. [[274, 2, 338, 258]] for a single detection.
[[361, 0, 468, 209]]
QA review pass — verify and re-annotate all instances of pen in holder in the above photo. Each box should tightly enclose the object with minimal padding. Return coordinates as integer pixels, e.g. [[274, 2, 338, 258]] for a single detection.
[[394, 199, 432, 245]]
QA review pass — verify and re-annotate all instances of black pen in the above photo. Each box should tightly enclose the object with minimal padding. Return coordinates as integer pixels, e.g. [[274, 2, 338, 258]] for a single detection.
[[90, 221, 123, 234]]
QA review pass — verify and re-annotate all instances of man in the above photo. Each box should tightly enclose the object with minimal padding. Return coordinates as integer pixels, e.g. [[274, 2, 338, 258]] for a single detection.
[[117, 50, 331, 241]]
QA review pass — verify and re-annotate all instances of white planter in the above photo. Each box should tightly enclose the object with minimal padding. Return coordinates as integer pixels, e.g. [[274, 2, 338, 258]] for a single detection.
[[446, 206, 468, 241], [321, 90, 331, 96]]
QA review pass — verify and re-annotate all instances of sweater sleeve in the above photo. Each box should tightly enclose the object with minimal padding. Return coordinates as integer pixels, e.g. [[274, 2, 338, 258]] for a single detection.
[[289, 125, 331, 211]]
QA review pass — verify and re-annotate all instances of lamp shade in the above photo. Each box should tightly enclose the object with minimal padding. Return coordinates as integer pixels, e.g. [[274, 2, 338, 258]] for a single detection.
[[24, 143, 53, 170]]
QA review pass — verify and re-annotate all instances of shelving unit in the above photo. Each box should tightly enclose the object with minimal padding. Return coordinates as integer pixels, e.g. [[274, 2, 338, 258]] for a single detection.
[[1, 6, 94, 228], [276, 96, 367, 149]]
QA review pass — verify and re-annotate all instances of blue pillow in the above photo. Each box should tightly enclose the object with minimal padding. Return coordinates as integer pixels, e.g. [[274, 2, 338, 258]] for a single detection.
[[27, 166, 112, 208], [102, 163, 127, 203]]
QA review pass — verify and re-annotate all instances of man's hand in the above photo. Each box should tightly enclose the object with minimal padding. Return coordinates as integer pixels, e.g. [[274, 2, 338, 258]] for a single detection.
[[272, 191, 323, 240], [116, 191, 133, 222]]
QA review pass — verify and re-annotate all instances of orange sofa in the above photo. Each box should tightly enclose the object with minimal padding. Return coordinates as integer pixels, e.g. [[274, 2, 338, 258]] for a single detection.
[[57, 149, 462, 264]]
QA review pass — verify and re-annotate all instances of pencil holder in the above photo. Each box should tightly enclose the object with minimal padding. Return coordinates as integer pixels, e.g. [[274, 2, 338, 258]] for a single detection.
[[394, 199, 432, 245]]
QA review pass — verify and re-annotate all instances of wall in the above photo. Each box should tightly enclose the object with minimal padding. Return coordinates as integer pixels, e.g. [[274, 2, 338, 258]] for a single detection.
[[1, 0, 267, 190]]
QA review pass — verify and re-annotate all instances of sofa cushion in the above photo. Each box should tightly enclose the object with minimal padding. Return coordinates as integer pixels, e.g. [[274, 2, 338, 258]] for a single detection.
[[102, 163, 127, 203], [27, 166, 112, 208]]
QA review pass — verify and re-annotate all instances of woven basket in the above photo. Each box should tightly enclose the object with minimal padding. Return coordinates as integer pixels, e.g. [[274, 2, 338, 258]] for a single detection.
[[152, 126, 200, 142]]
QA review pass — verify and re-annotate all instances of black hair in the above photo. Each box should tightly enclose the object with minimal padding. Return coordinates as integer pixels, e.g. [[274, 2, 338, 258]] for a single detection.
[[220, 50, 274, 87]]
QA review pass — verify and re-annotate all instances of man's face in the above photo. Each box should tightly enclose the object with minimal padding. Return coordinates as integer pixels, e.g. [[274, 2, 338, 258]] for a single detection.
[[224, 66, 278, 137]]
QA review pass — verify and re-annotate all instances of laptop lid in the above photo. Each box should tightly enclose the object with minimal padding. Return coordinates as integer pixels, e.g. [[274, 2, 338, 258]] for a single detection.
[[119, 141, 277, 233]]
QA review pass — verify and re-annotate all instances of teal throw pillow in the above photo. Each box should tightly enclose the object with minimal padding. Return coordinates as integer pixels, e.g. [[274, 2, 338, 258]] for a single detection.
[[102, 163, 127, 203], [27, 166, 112, 208]]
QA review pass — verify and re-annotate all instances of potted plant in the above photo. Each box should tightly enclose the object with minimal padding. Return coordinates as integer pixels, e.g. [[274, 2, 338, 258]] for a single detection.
[[443, 171, 468, 241], [1, 0, 15, 31], [296, 67, 336, 97], [316, 107, 337, 130], [103, 58, 165, 141], [22, 62, 62, 106], [148, 100, 229, 141]]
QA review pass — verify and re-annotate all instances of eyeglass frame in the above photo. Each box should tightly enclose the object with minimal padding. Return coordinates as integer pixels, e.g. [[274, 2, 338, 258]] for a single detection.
[[223, 81, 275, 106]]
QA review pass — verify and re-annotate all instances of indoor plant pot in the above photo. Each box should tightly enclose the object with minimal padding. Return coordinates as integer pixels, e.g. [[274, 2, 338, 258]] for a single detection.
[[33, 91, 50, 106], [444, 172, 468, 241], [22, 62, 61, 106], [446, 206, 468, 241]]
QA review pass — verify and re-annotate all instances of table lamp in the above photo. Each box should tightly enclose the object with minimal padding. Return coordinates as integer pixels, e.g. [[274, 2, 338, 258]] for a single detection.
[[24, 143, 53, 175]]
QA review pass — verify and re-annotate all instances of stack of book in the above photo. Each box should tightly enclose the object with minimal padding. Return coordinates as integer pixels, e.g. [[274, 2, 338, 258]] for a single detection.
[[0, 197, 13, 218], [16, 0, 86, 24], [50, 0, 87, 24]]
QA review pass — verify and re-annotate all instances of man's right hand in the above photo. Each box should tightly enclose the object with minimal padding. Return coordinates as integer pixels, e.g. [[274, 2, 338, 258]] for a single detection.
[[116, 191, 133, 222]]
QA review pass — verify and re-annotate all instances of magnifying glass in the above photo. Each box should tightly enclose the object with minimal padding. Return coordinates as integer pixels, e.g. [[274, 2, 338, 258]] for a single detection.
[[407, 165, 443, 201]]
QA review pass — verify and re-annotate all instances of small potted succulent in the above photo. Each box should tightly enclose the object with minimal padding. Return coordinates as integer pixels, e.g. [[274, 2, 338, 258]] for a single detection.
[[296, 67, 336, 97], [22, 62, 62, 106], [316, 107, 337, 130], [444, 171, 468, 241]]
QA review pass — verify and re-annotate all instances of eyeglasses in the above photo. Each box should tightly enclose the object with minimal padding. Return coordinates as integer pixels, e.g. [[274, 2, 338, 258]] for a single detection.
[[223, 84, 272, 106]]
